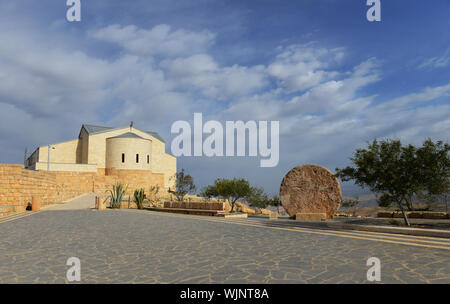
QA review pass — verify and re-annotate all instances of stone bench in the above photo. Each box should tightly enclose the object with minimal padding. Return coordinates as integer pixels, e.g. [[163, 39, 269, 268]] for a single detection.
[[163, 201, 225, 211], [154, 201, 227, 216]]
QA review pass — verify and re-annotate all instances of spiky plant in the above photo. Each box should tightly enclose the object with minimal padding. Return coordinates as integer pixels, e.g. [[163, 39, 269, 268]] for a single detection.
[[134, 188, 146, 210], [107, 183, 128, 209]]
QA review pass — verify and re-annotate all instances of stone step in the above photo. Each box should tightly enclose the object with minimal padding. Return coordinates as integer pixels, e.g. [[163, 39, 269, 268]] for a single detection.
[[0, 206, 17, 218]]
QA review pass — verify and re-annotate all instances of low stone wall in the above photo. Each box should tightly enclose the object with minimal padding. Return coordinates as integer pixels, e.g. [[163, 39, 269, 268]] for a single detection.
[[0, 164, 165, 211], [35, 162, 98, 172], [164, 201, 225, 211], [378, 211, 450, 219]]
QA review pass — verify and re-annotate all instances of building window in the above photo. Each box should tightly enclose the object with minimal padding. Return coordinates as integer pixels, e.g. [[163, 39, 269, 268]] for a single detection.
[[122, 153, 125, 163], [147, 155, 150, 164], [136, 154, 139, 163]]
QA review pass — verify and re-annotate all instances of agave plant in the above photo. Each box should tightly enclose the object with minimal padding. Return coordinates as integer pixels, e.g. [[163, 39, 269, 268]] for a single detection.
[[134, 188, 146, 210], [107, 183, 128, 209]]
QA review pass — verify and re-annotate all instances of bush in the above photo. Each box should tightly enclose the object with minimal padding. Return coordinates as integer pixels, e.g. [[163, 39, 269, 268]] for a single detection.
[[388, 219, 402, 226], [107, 183, 128, 209], [134, 188, 146, 210]]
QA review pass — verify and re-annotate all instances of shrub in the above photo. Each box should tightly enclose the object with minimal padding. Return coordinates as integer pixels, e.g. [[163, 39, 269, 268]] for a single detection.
[[388, 219, 402, 226], [134, 188, 146, 210], [107, 183, 128, 209]]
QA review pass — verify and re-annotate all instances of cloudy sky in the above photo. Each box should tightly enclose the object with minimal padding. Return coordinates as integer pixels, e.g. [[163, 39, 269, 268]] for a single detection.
[[0, 1, 449, 195]]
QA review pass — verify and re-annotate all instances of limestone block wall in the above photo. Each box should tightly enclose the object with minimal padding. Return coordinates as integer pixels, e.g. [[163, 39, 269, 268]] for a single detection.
[[159, 154, 176, 189], [87, 127, 138, 169], [37, 139, 80, 164], [103, 168, 164, 194], [106, 137, 152, 171], [34, 162, 98, 172], [0, 164, 59, 212], [148, 137, 176, 188], [88, 128, 176, 188], [0, 164, 166, 211]]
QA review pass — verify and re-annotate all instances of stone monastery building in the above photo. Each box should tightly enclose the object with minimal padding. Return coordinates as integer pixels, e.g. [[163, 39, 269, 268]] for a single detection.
[[25, 124, 177, 189]]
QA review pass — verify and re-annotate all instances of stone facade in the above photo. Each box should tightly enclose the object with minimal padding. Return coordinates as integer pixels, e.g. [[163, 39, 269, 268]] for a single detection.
[[0, 124, 176, 215], [0, 164, 165, 212], [25, 124, 176, 189]]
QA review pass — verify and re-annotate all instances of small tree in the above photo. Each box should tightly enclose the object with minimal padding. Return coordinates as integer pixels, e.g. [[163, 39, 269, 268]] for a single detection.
[[245, 187, 270, 210], [168, 169, 196, 203], [204, 178, 252, 212], [268, 195, 282, 214], [147, 185, 160, 207], [336, 138, 449, 226], [341, 197, 360, 217]]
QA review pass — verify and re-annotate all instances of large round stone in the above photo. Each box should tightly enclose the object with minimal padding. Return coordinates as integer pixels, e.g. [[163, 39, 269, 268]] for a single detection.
[[280, 164, 342, 219]]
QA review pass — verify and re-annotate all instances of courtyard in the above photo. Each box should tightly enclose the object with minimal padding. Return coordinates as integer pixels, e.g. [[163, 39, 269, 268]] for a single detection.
[[0, 195, 449, 284]]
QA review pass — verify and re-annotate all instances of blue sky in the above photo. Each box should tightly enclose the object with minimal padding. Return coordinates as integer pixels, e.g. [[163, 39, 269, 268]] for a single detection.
[[0, 1, 449, 195]]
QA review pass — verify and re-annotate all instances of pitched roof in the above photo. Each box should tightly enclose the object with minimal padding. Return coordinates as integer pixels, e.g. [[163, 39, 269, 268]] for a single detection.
[[107, 132, 150, 140], [81, 124, 165, 143], [83, 124, 114, 134]]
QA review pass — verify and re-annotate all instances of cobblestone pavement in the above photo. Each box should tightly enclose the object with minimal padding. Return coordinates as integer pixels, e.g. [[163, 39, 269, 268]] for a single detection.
[[0, 209, 449, 284]]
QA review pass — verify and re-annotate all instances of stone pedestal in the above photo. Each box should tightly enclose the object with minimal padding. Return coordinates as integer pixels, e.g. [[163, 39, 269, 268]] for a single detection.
[[31, 197, 40, 212], [96, 196, 106, 210]]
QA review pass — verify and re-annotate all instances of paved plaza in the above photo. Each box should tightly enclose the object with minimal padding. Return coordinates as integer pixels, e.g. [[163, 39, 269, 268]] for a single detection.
[[0, 197, 449, 284]]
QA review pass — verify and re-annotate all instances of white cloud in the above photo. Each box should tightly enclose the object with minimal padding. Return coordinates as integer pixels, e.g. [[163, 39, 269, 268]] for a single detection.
[[89, 24, 215, 57], [0, 22, 449, 195], [419, 48, 450, 69], [267, 44, 344, 92]]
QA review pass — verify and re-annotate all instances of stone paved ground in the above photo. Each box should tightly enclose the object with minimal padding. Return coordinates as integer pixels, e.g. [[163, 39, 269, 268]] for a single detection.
[[0, 208, 449, 284]]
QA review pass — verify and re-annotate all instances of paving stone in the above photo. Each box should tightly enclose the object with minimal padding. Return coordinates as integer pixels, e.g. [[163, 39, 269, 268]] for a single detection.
[[0, 209, 449, 283]]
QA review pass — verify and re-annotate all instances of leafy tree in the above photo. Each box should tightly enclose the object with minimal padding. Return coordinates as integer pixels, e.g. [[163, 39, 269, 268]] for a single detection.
[[417, 139, 450, 212], [341, 197, 360, 217], [147, 185, 160, 207], [245, 187, 270, 210], [203, 178, 252, 212], [335, 139, 449, 226], [268, 195, 282, 214], [168, 169, 196, 203]]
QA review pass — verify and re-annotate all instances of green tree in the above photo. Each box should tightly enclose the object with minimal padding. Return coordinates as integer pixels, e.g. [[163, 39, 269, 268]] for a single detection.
[[268, 196, 282, 214], [203, 178, 252, 212], [245, 187, 270, 210], [335, 139, 450, 226], [168, 169, 196, 203]]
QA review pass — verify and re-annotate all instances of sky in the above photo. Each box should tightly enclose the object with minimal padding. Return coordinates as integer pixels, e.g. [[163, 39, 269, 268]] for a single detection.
[[0, 0, 449, 195]]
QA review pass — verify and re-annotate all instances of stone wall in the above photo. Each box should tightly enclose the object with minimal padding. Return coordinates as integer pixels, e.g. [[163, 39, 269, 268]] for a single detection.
[[0, 164, 165, 212], [34, 162, 98, 172]]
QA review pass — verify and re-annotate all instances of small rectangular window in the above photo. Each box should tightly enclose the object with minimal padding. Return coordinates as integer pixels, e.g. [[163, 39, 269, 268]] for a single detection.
[[136, 154, 139, 163], [122, 153, 125, 163], [147, 155, 150, 164]]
